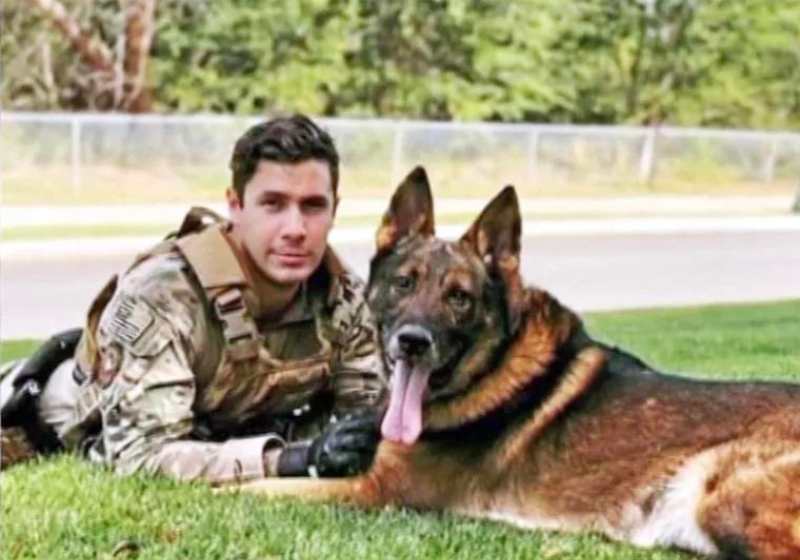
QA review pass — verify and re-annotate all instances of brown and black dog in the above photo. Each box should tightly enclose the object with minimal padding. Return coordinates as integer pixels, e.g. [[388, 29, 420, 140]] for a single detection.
[[233, 167, 800, 560]]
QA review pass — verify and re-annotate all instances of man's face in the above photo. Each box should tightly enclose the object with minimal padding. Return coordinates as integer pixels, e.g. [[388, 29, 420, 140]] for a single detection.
[[227, 159, 336, 286]]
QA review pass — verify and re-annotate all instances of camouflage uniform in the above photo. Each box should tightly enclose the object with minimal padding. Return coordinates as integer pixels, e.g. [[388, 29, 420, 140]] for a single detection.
[[16, 214, 385, 484]]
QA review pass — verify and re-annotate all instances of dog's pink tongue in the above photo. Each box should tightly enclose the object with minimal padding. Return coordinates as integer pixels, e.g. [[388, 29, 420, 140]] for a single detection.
[[381, 360, 431, 445]]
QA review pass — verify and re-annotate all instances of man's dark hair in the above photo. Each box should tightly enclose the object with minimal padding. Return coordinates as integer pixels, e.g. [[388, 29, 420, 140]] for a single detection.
[[229, 114, 339, 201]]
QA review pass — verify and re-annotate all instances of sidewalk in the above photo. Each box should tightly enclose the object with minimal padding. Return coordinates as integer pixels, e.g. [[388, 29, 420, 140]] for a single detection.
[[3, 216, 799, 263], [2, 195, 798, 263]]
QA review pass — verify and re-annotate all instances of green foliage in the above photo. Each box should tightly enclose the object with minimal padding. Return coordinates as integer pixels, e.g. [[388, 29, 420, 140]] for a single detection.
[[150, 0, 354, 114], [0, 3, 72, 110], [4, 1, 800, 124], [545, 0, 800, 127], [3, 299, 799, 559], [1, 0, 129, 110]]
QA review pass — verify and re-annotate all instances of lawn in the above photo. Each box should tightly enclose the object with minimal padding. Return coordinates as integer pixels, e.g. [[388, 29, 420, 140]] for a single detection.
[[3, 300, 800, 560]]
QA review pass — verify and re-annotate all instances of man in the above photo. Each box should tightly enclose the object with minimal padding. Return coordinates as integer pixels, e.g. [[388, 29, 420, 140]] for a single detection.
[[1, 115, 385, 483]]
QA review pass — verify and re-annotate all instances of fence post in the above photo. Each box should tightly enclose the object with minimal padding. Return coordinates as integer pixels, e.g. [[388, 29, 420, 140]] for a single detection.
[[527, 128, 540, 184], [639, 126, 658, 186], [390, 122, 405, 186], [71, 116, 82, 196], [763, 137, 778, 184]]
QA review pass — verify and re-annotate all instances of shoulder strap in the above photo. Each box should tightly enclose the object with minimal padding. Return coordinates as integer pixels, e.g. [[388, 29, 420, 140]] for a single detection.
[[77, 207, 261, 379], [176, 224, 260, 362], [176, 224, 246, 290], [114, 206, 226, 276], [174, 206, 227, 238]]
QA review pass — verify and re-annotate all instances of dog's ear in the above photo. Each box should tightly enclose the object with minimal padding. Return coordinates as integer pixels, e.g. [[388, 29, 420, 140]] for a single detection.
[[460, 186, 525, 329], [376, 166, 435, 253], [460, 185, 521, 267]]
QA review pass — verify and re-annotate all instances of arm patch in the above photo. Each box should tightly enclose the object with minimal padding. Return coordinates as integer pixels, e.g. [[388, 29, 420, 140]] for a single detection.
[[101, 294, 171, 359], [109, 294, 154, 345]]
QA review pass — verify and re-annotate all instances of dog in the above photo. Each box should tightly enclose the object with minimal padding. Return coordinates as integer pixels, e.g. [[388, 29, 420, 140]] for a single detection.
[[232, 167, 800, 560]]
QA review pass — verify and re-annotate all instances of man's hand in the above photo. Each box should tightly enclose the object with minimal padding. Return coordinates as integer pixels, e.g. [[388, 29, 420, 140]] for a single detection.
[[276, 413, 380, 477]]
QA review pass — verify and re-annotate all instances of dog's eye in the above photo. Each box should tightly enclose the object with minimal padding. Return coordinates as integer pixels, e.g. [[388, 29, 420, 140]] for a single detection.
[[447, 289, 472, 311], [391, 274, 414, 294]]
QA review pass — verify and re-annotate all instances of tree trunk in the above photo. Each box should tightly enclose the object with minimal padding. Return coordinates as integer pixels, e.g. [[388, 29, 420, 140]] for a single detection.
[[122, 0, 156, 112], [23, 0, 156, 111], [23, 0, 114, 73]]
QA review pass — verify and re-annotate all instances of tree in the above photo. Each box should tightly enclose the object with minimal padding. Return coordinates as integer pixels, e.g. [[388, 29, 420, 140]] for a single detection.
[[547, 0, 800, 127], [2, 0, 799, 127], [8, 0, 156, 110], [328, 0, 562, 121]]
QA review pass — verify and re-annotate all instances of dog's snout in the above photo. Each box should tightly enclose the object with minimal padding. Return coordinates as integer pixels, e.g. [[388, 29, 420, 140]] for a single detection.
[[398, 332, 431, 356], [393, 325, 433, 359]]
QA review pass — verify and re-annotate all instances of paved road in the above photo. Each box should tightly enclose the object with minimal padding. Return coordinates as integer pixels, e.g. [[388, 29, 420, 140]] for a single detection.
[[3, 230, 800, 340]]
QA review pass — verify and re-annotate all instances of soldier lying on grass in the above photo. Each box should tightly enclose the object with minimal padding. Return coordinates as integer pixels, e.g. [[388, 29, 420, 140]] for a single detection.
[[1, 114, 386, 483]]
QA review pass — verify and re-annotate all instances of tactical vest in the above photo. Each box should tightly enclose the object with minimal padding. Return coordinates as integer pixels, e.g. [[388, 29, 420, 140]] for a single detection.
[[71, 207, 345, 443]]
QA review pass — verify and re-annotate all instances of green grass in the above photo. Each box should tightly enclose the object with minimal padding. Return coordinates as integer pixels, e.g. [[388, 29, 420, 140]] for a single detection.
[[3, 300, 800, 560], [3, 457, 692, 560], [0, 339, 42, 362], [583, 299, 800, 381]]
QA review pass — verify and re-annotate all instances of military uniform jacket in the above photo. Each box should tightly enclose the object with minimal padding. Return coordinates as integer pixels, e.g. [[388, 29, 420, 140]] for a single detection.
[[65, 220, 385, 484]]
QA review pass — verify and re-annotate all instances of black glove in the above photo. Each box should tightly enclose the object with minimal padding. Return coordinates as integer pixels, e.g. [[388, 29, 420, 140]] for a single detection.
[[276, 413, 380, 478]]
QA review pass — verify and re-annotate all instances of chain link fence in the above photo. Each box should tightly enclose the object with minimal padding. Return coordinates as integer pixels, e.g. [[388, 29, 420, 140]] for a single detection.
[[2, 112, 799, 206]]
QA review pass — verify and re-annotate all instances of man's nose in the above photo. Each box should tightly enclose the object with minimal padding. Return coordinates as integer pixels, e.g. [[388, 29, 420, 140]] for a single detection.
[[281, 205, 307, 239]]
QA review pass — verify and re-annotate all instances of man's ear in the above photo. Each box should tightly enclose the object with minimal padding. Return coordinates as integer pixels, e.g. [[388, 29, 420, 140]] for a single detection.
[[226, 188, 242, 223], [376, 166, 435, 253], [459, 186, 525, 330]]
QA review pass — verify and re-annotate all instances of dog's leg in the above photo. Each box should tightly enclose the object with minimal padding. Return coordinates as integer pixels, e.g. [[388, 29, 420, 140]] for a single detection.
[[220, 475, 387, 508], [697, 446, 800, 560], [221, 445, 421, 509]]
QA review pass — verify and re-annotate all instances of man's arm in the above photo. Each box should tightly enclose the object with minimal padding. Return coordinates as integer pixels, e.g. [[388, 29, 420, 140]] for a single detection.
[[267, 274, 386, 479], [88, 255, 284, 484], [329, 275, 386, 415], [96, 338, 283, 483]]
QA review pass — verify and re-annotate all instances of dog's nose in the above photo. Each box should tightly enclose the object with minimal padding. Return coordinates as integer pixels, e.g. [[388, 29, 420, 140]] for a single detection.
[[397, 331, 432, 357]]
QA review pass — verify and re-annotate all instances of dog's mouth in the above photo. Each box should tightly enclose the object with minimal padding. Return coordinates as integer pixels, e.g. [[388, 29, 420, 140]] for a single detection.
[[381, 359, 429, 445], [428, 349, 463, 391], [380, 348, 463, 446]]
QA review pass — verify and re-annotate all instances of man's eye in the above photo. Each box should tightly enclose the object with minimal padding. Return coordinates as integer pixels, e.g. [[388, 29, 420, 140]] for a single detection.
[[447, 289, 472, 311], [262, 199, 283, 210], [391, 275, 414, 294], [303, 200, 329, 213]]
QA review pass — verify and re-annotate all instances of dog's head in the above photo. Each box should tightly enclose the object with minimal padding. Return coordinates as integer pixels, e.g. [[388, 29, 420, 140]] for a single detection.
[[368, 166, 527, 445]]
